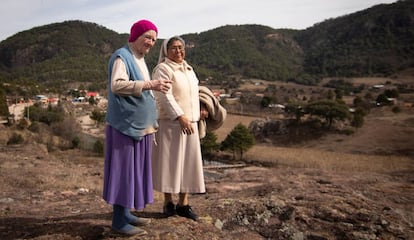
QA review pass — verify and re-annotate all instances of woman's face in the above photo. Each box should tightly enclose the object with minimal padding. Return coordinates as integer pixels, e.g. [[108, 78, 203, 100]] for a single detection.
[[167, 40, 185, 63], [132, 30, 157, 55]]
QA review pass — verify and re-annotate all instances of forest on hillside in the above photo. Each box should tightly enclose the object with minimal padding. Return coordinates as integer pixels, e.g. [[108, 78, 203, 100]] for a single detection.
[[0, 0, 412, 96]]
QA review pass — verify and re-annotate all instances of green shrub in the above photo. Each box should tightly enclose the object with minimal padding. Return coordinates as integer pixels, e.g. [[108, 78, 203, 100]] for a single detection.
[[221, 123, 255, 160], [72, 136, 80, 149], [28, 122, 40, 133], [93, 140, 104, 156], [17, 118, 30, 130], [7, 133, 24, 145], [392, 106, 401, 113], [342, 128, 355, 135]]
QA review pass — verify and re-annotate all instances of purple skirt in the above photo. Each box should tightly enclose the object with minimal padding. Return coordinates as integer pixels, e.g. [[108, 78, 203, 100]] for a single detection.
[[102, 125, 154, 210]]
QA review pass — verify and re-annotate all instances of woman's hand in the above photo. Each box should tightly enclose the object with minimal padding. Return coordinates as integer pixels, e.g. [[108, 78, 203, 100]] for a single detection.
[[145, 79, 172, 93], [177, 115, 194, 135]]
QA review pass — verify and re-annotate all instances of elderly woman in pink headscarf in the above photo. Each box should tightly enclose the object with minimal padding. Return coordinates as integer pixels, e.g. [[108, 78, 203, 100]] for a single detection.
[[103, 19, 171, 236]]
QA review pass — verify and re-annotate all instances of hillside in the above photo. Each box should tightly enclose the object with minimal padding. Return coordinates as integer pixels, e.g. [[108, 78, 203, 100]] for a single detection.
[[183, 25, 303, 82], [295, 0, 414, 77], [0, 0, 413, 96], [0, 20, 128, 91]]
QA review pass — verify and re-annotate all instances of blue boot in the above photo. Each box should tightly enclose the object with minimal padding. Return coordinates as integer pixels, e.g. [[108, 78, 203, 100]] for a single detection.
[[112, 204, 147, 236], [124, 207, 151, 226]]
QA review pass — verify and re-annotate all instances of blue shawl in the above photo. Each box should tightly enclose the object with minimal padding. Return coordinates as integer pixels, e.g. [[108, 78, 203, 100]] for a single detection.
[[105, 45, 158, 140]]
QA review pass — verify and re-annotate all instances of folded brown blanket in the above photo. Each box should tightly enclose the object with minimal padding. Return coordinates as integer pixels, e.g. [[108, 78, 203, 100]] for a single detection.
[[198, 86, 227, 139]]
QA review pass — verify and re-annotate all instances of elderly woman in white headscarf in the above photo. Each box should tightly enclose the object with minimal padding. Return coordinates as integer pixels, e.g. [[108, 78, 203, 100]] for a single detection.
[[151, 36, 204, 221]]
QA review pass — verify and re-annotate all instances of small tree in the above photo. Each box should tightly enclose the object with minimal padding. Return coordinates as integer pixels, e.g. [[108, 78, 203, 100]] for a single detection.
[[17, 118, 30, 130], [90, 109, 106, 127], [384, 89, 399, 98], [27, 103, 64, 125], [220, 123, 255, 160], [305, 100, 351, 128], [93, 140, 104, 156], [7, 133, 24, 145], [72, 136, 80, 149], [260, 96, 271, 108], [88, 96, 97, 105], [376, 93, 390, 106], [0, 88, 9, 117], [200, 131, 219, 161], [284, 102, 305, 123], [351, 108, 365, 129]]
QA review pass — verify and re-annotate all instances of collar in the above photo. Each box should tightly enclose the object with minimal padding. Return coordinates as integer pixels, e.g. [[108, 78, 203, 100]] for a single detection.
[[165, 58, 192, 72]]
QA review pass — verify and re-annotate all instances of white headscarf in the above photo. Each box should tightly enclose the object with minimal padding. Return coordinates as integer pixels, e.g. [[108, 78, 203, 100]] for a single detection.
[[157, 36, 186, 64]]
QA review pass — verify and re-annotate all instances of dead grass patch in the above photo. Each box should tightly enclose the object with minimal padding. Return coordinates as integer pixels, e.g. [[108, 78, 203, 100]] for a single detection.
[[245, 145, 413, 172], [215, 112, 414, 173]]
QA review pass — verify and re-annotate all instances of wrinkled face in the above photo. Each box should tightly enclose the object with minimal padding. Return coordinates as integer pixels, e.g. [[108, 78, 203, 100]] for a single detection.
[[167, 39, 185, 63], [132, 30, 157, 55]]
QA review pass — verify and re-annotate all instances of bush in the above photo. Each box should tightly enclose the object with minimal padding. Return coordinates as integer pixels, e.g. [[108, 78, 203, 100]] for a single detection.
[[28, 122, 40, 133], [17, 118, 29, 130], [392, 106, 401, 113], [7, 133, 24, 145], [72, 136, 80, 149], [342, 128, 355, 135], [46, 138, 55, 152], [93, 140, 104, 155], [201, 131, 220, 161], [90, 109, 106, 127], [351, 112, 365, 128], [51, 116, 81, 142], [27, 103, 64, 125]]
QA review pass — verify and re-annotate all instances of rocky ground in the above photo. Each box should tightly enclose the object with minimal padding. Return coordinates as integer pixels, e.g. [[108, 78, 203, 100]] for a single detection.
[[1, 103, 414, 239], [0, 141, 413, 240]]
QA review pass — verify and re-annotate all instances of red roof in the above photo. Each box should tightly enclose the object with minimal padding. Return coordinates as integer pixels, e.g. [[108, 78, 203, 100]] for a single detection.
[[85, 92, 99, 97]]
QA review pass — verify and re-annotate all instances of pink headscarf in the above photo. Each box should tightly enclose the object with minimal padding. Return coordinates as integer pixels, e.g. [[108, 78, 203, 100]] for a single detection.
[[128, 19, 158, 42]]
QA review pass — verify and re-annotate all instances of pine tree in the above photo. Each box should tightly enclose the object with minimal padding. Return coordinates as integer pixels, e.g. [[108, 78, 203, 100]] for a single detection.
[[0, 87, 9, 117], [200, 131, 220, 162], [221, 123, 255, 160]]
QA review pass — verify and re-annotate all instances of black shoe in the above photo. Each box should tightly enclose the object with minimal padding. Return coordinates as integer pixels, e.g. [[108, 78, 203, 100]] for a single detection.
[[163, 202, 176, 217], [176, 205, 198, 221]]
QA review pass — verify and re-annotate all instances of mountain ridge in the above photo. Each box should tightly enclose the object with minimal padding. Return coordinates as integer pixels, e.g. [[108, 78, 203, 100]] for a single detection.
[[0, 0, 413, 94]]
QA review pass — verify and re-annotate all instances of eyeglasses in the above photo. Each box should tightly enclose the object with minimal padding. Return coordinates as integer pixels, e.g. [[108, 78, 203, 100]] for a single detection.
[[168, 46, 185, 52]]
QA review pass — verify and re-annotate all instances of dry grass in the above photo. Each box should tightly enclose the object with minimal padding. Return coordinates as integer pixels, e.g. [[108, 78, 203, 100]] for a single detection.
[[245, 145, 413, 173], [216, 113, 414, 173], [214, 114, 264, 142]]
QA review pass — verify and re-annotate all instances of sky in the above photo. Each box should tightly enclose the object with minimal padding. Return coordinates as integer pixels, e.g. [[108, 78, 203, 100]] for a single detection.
[[0, 0, 398, 42]]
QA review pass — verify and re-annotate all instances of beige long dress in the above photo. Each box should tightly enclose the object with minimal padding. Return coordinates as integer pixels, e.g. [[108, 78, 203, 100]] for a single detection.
[[151, 58, 205, 194]]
